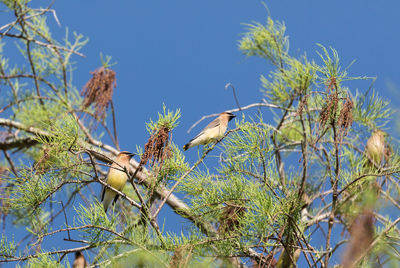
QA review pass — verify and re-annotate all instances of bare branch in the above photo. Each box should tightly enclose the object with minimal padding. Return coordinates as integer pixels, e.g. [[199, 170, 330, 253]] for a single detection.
[[187, 100, 292, 133]]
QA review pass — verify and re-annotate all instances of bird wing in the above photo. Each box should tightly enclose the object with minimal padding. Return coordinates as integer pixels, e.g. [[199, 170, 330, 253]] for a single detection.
[[192, 117, 220, 139], [204, 116, 221, 130], [100, 169, 110, 202], [101, 186, 105, 201]]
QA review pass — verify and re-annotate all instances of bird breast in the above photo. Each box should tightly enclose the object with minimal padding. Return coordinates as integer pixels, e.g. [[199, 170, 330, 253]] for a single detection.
[[107, 168, 128, 191], [367, 136, 384, 163], [206, 124, 227, 141]]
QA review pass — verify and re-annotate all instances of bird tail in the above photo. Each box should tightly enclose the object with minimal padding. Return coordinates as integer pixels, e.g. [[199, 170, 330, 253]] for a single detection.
[[184, 136, 198, 151], [102, 190, 115, 212], [183, 143, 190, 151]]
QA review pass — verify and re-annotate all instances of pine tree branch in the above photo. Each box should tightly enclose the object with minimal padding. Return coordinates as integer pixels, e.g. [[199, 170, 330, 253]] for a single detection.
[[187, 100, 294, 134], [0, 137, 38, 150], [0, 117, 268, 265]]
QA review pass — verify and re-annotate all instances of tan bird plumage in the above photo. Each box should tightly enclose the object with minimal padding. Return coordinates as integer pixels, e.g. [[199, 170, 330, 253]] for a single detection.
[[72, 251, 87, 268], [101, 151, 134, 212], [365, 130, 386, 168], [183, 112, 236, 151]]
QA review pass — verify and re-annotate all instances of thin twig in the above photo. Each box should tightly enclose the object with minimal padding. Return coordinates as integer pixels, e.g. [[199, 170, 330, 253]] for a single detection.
[[187, 100, 291, 133], [110, 101, 120, 151], [225, 83, 242, 111]]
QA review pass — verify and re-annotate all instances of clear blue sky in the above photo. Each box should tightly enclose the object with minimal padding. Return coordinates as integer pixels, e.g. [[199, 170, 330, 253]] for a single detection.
[[3, 0, 400, 266]]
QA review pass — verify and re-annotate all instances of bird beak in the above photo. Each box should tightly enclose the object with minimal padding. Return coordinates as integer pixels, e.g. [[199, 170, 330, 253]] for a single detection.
[[127, 152, 135, 157]]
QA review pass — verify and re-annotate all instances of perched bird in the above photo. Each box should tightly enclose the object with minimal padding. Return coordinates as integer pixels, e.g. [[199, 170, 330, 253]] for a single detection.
[[365, 130, 386, 169], [101, 151, 134, 212], [276, 248, 301, 268], [72, 251, 87, 268], [183, 112, 236, 151]]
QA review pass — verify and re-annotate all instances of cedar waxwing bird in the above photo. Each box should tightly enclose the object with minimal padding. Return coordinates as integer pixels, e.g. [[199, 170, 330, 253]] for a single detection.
[[101, 151, 134, 212], [365, 130, 386, 168], [72, 251, 87, 268], [183, 112, 236, 151], [276, 248, 301, 268]]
